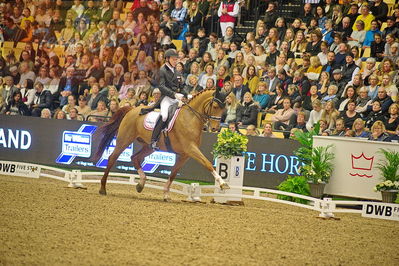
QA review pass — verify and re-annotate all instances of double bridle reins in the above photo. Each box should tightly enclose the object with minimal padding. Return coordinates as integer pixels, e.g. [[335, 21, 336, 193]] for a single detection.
[[183, 97, 224, 124]]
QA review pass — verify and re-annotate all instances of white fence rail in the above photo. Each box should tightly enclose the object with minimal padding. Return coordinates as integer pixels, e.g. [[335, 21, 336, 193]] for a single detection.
[[1, 161, 397, 221]]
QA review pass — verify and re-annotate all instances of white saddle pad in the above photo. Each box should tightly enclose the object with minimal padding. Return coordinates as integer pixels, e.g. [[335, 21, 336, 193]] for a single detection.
[[143, 109, 181, 132]]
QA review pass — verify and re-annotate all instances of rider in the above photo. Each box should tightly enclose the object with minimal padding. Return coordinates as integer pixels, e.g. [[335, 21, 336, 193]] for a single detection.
[[150, 49, 185, 150]]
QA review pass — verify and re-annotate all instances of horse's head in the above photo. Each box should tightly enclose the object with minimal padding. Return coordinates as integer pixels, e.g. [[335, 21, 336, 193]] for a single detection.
[[205, 88, 226, 132]]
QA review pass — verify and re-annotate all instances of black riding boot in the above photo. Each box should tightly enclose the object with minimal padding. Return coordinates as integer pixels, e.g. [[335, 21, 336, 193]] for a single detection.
[[150, 118, 165, 150]]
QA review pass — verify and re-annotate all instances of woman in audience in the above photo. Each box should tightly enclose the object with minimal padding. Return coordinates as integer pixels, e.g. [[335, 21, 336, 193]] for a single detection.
[[40, 108, 52, 119], [19, 79, 35, 107], [54, 109, 67, 120], [62, 95, 77, 114], [112, 47, 129, 73], [290, 30, 307, 58], [237, 92, 259, 126], [199, 63, 216, 89], [366, 74, 379, 100], [118, 72, 135, 100], [347, 20, 366, 48], [263, 122, 276, 138], [221, 92, 241, 125], [87, 100, 109, 122], [337, 86, 357, 112], [384, 103, 399, 135], [317, 71, 330, 96], [340, 100, 361, 129], [119, 88, 137, 107], [306, 30, 323, 56], [215, 65, 230, 90], [355, 87, 372, 115], [267, 85, 285, 113], [322, 100, 340, 130], [253, 82, 270, 110], [244, 65, 260, 94], [365, 100, 386, 129], [272, 97, 295, 130], [306, 99, 323, 131], [303, 85, 321, 111], [380, 74, 398, 102], [368, 120, 390, 141], [4, 91, 31, 116]]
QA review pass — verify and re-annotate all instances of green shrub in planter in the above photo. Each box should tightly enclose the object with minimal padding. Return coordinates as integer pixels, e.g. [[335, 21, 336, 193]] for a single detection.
[[212, 129, 248, 159], [277, 176, 310, 204]]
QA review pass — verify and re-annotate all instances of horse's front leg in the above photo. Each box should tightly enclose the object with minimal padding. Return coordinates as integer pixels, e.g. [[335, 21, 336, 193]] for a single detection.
[[163, 154, 189, 201], [186, 145, 230, 190]]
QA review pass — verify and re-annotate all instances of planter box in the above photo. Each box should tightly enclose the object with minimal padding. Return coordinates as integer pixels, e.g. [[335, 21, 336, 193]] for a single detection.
[[214, 156, 245, 203]]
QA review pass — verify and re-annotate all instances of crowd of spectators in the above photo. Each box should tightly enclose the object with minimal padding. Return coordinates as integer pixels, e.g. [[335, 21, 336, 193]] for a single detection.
[[0, 0, 398, 142]]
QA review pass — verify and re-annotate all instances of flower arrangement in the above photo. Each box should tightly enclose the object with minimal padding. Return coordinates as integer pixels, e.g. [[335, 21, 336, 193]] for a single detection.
[[212, 129, 248, 159], [374, 148, 399, 192], [374, 180, 399, 192]]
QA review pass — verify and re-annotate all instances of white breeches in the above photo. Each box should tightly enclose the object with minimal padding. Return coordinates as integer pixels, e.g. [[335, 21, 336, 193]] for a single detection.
[[220, 22, 235, 37], [160, 96, 179, 122]]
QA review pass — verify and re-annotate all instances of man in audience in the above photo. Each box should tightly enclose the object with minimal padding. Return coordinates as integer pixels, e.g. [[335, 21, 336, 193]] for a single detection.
[[31, 82, 52, 117], [232, 75, 250, 102]]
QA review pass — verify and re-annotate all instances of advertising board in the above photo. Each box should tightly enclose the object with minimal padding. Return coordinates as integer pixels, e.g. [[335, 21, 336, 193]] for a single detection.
[[0, 115, 301, 188]]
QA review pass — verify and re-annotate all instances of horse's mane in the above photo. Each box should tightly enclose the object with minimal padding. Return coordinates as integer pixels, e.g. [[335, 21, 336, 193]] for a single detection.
[[187, 88, 216, 104]]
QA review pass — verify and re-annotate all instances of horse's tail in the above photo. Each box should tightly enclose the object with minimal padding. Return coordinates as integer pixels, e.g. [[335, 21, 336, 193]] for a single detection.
[[93, 106, 133, 162]]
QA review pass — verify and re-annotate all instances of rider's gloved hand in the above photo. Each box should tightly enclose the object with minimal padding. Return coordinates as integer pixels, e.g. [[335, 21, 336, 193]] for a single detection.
[[175, 93, 184, 101], [178, 100, 184, 108]]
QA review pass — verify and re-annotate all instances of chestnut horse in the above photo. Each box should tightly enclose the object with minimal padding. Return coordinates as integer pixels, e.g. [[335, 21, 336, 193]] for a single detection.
[[93, 89, 229, 200]]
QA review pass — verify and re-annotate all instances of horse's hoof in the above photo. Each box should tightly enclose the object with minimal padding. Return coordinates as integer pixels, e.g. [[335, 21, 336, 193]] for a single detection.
[[99, 189, 107, 196], [136, 183, 144, 193], [163, 196, 171, 202], [220, 183, 230, 190]]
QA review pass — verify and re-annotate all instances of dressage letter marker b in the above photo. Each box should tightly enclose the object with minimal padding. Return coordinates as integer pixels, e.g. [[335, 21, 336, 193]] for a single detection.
[[218, 163, 228, 179], [214, 156, 245, 204]]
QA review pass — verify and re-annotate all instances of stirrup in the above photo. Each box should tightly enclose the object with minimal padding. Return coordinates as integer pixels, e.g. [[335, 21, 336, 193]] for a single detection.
[[150, 141, 160, 151]]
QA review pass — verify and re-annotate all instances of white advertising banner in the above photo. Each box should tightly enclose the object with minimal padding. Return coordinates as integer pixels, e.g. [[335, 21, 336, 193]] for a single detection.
[[313, 136, 399, 200], [0, 160, 41, 178]]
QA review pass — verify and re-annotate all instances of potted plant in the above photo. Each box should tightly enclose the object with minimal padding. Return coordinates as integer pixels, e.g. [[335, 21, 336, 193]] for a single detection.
[[212, 129, 248, 204], [292, 123, 335, 198], [212, 129, 248, 159], [374, 149, 399, 203]]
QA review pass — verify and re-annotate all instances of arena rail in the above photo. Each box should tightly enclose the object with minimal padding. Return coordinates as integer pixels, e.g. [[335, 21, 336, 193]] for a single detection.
[[1, 160, 397, 220]]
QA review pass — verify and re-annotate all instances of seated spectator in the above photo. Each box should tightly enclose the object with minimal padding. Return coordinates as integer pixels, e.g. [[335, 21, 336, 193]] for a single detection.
[[67, 107, 83, 121], [228, 121, 241, 134], [355, 87, 372, 115], [19, 79, 35, 107], [31, 82, 52, 117], [120, 88, 137, 108], [237, 92, 259, 126], [340, 100, 361, 129], [384, 103, 399, 135], [370, 33, 385, 62], [244, 65, 260, 94], [301, 85, 319, 112], [368, 120, 390, 141], [57, 67, 79, 107], [353, 5, 375, 31], [347, 20, 366, 48], [170, 0, 187, 38], [330, 118, 346, 136], [287, 85, 301, 105], [305, 56, 322, 82], [87, 83, 108, 110], [87, 100, 109, 122], [337, 86, 357, 112], [135, 91, 148, 107], [380, 74, 398, 102], [322, 100, 340, 130], [4, 91, 31, 116], [306, 99, 323, 131], [321, 85, 339, 105], [253, 82, 270, 110], [382, 33, 399, 61], [62, 95, 77, 114], [272, 97, 295, 131], [305, 30, 322, 56], [246, 125, 259, 136], [107, 99, 119, 117], [352, 118, 370, 138], [363, 20, 382, 48], [365, 100, 386, 129], [262, 122, 276, 138], [76, 96, 91, 119], [199, 63, 216, 89], [40, 108, 52, 119], [54, 109, 67, 120], [360, 58, 376, 86]]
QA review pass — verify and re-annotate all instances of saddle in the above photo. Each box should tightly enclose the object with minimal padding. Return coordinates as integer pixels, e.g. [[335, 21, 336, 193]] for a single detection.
[[143, 103, 180, 132]]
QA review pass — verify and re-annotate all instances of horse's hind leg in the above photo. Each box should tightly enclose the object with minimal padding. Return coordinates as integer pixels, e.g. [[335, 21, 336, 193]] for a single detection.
[[163, 154, 189, 201], [187, 145, 230, 190], [131, 144, 153, 193]]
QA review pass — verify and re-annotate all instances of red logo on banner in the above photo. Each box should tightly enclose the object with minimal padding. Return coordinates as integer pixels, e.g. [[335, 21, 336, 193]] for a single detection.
[[350, 153, 374, 178]]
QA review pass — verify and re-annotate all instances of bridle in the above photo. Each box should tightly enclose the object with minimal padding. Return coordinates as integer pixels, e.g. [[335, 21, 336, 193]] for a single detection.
[[184, 96, 224, 125]]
